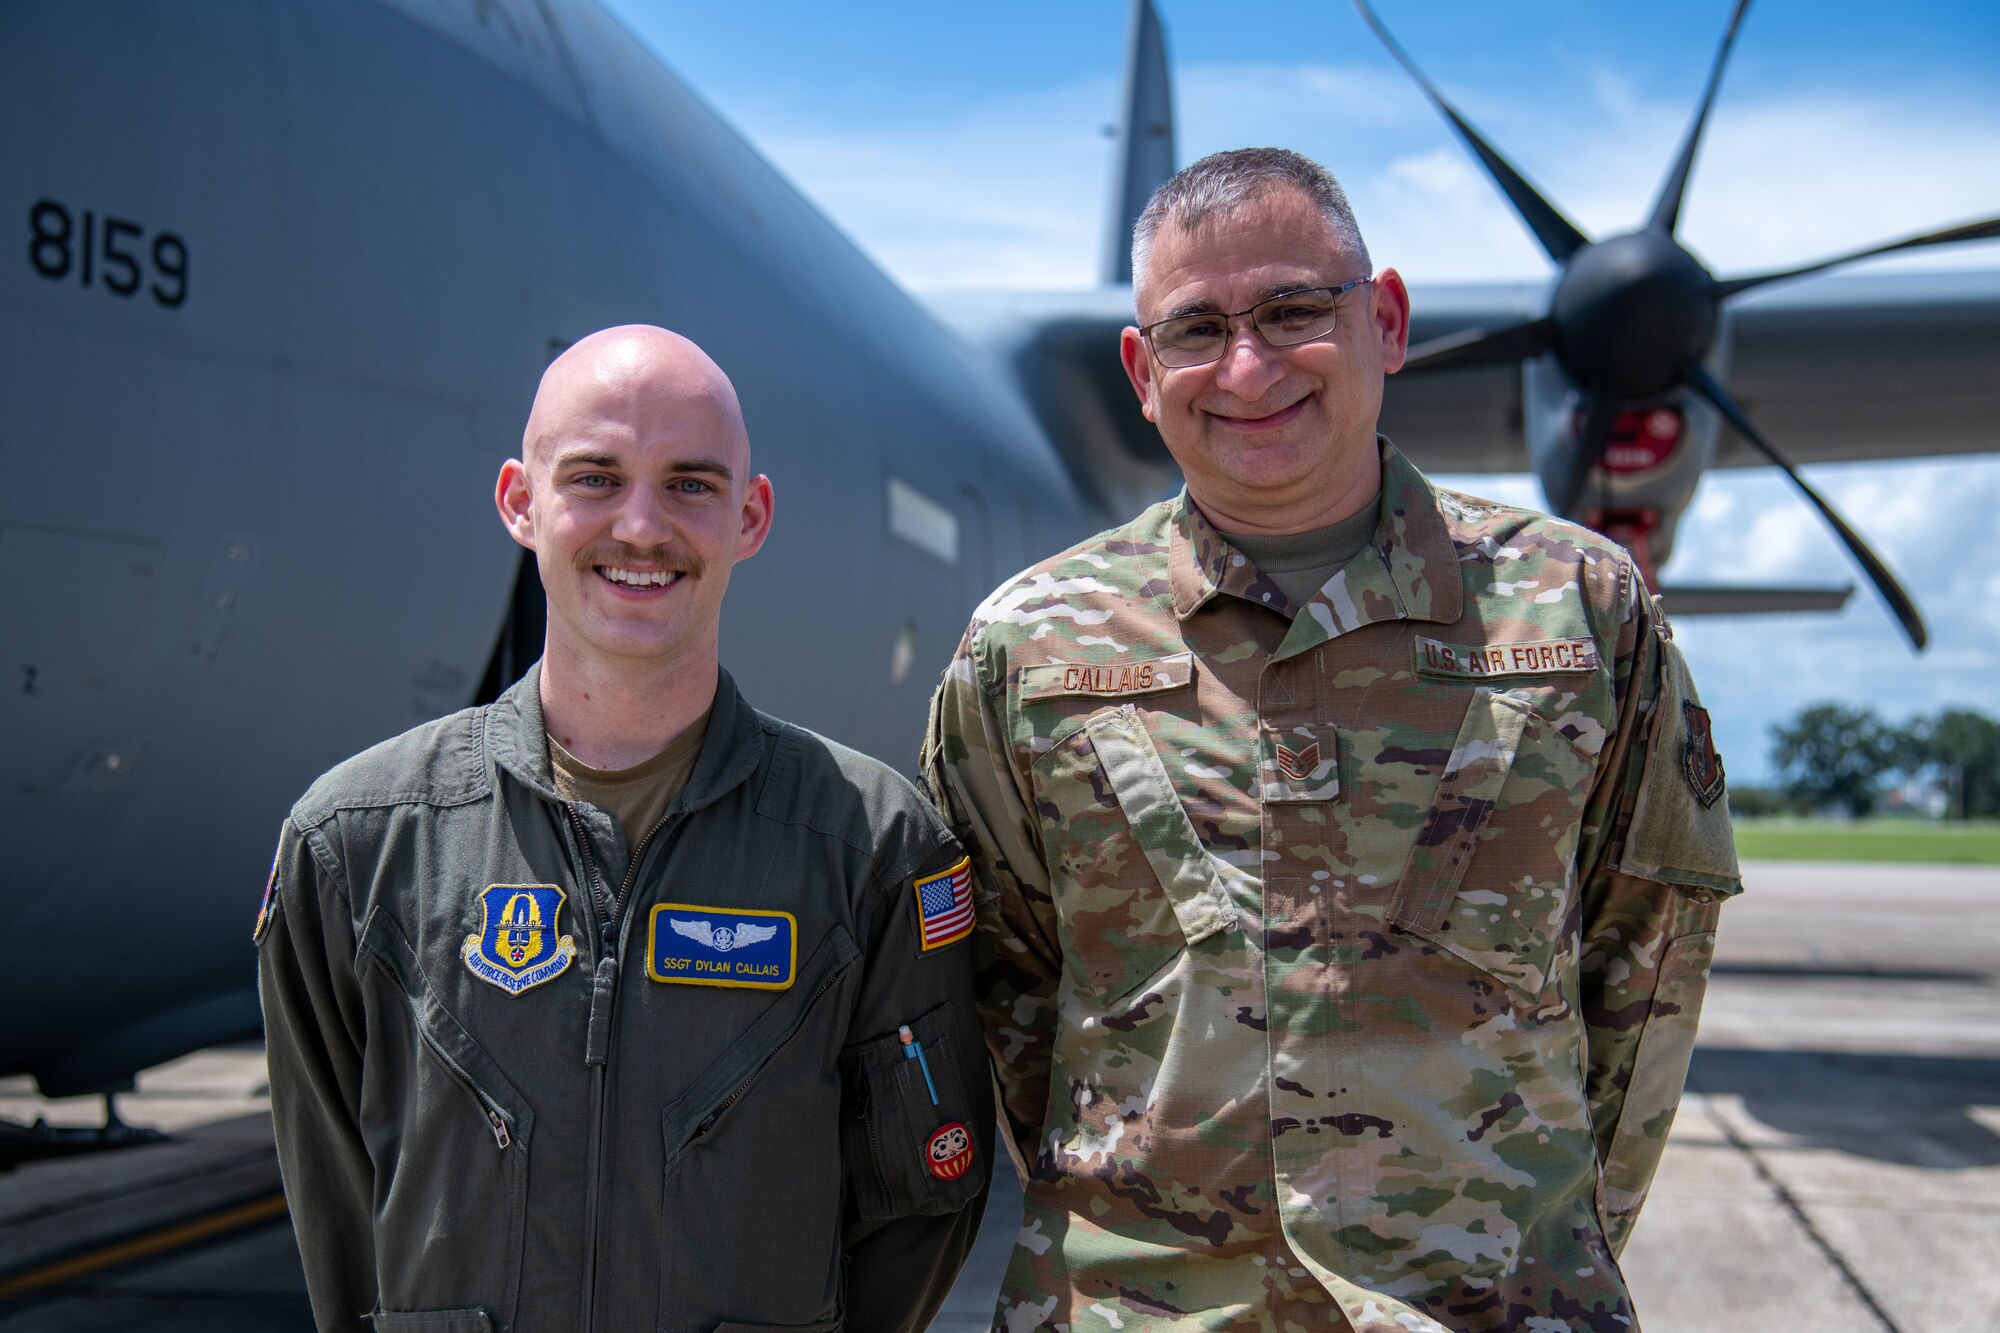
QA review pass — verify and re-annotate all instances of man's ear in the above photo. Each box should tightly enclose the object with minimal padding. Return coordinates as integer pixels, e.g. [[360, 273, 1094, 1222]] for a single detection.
[[1372, 268, 1413, 375], [1119, 326, 1160, 423], [495, 458, 536, 550], [734, 473, 775, 562]]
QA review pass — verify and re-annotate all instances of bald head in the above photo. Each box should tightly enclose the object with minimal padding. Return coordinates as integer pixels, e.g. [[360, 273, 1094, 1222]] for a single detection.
[[523, 325, 750, 480], [494, 323, 775, 689]]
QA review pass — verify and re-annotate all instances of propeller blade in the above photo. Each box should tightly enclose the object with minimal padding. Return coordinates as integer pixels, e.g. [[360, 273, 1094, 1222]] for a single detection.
[[1681, 362, 1928, 650], [1646, 0, 1753, 235], [1402, 316, 1556, 373], [1353, 0, 1590, 263], [1545, 389, 1622, 518], [1716, 215, 2000, 299]]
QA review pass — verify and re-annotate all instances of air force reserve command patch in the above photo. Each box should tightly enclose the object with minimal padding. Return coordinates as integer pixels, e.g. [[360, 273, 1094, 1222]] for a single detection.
[[647, 903, 797, 989], [461, 884, 578, 994], [913, 856, 974, 952]]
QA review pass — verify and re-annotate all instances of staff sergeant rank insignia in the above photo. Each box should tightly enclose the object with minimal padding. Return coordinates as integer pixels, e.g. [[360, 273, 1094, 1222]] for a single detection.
[[647, 903, 797, 989], [462, 884, 577, 994]]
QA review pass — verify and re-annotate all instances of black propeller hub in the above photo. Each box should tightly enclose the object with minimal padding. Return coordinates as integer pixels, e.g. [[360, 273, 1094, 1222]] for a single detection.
[[1550, 231, 1717, 399]]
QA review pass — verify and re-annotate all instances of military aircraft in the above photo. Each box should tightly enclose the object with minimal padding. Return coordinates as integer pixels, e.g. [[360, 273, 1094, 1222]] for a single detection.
[[3, 0, 1996, 1155]]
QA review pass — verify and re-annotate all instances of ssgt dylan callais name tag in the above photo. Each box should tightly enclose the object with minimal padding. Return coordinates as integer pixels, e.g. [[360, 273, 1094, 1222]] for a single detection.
[[646, 903, 797, 989]]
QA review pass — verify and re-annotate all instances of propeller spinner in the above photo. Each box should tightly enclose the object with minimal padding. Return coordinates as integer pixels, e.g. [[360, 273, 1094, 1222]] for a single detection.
[[1357, 0, 2000, 652]]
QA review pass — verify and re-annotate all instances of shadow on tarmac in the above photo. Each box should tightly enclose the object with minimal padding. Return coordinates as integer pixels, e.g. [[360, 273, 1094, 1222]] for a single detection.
[[1690, 1046, 2000, 1168]]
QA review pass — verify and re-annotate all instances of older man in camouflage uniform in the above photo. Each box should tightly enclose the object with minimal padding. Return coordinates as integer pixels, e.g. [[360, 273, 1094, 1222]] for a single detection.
[[922, 147, 1741, 1331]]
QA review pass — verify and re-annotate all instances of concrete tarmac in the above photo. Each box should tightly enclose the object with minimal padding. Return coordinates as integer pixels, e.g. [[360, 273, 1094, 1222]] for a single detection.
[[2, 860, 1994, 1331]]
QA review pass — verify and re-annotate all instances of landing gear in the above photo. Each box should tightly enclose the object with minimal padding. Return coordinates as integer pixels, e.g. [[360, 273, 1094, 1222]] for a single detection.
[[0, 1094, 166, 1171]]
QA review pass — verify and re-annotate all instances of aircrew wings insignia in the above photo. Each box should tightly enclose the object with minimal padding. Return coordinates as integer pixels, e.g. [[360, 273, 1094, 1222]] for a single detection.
[[669, 918, 780, 953]]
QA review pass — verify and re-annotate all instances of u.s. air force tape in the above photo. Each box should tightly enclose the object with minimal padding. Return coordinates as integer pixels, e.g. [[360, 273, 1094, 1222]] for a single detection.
[[1413, 635, 1600, 680]]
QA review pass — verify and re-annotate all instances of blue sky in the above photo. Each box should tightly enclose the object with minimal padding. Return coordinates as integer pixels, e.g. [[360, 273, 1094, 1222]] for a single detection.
[[604, 0, 2000, 786]]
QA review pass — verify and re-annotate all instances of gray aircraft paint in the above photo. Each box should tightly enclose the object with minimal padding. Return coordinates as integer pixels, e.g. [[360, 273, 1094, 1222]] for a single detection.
[[0, 0, 1131, 1097], [4, 0, 1998, 1101]]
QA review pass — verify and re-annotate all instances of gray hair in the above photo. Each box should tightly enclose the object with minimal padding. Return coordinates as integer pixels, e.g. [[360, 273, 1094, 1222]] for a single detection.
[[1131, 147, 1370, 293]]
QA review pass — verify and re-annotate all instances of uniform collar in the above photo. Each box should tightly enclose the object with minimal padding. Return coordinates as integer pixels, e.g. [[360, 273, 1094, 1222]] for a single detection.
[[1168, 436, 1464, 653], [488, 660, 767, 817]]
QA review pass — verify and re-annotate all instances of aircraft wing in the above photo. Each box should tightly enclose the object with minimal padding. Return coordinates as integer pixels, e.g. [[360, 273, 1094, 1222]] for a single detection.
[[937, 268, 2000, 486], [1716, 268, 2000, 467]]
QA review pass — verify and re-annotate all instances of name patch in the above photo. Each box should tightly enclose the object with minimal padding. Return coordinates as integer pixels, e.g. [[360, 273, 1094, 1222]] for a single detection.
[[1020, 653, 1193, 701], [647, 903, 797, 989], [462, 884, 577, 994], [1414, 635, 1600, 680]]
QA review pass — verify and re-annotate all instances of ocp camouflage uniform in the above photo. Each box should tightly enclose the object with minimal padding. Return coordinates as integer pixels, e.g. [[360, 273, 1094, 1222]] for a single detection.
[[922, 440, 1741, 1333]]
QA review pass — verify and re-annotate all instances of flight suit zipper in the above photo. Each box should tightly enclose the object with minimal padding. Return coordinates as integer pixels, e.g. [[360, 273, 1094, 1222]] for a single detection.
[[567, 802, 681, 1333], [679, 960, 851, 1153], [416, 1026, 514, 1149]]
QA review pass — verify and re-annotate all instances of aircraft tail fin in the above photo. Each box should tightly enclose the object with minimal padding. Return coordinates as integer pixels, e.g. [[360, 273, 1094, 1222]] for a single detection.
[[1101, 0, 1176, 286]]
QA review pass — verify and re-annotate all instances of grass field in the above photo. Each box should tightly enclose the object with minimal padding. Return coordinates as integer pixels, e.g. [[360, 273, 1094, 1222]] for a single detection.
[[1732, 817, 2000, 864]]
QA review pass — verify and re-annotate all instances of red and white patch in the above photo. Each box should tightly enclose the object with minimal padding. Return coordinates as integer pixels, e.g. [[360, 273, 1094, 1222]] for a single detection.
[[925, 1121, 974, 1181], [1682, 700, 1727, 808]]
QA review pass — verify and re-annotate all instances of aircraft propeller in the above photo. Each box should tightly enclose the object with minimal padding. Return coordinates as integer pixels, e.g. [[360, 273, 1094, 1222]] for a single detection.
[[1357, 0, 2000, 652]]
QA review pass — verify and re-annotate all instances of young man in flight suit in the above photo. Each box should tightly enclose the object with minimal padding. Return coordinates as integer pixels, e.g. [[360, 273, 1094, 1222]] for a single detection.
[[258, 326, 989, 1332], [924, 149, 1741, 1331]]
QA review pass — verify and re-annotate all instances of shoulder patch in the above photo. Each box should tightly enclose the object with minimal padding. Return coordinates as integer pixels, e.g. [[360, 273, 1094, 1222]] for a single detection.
[[913, 856, 974, 952], [1019, 653, 1194, 701], [647, 903, 796, 989], [1682, 700, 1727, 807], [251, 850, 280, 945], [461, 884, 578, 994], [1414, 635, 1600, 680]]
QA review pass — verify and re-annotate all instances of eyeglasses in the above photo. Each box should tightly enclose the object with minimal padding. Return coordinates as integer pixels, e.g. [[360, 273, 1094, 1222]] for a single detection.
[[1139, 278, 1374, 369]]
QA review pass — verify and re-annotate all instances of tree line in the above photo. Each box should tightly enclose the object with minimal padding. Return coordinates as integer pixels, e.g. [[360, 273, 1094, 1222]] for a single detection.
[[1754, 704, 2000, 819]]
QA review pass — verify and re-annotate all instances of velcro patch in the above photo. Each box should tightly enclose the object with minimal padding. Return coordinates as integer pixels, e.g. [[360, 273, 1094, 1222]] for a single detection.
[[251, 851, 280, 945], [914, 857, 974, 951], [1019, 653, 1193, 701], [1260, 720, 1340, 802], [647, 903, 797, 989], [926, 1121, 975, 1180], [462, 884, 578, 994], [1414, 635, 1600, 680], [1682, 700, 1727, 807]]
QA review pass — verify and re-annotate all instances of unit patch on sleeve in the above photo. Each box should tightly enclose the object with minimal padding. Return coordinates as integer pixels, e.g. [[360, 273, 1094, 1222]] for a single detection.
[[251, 850, 280, 945], [647, 903, 797, 989], [1019, 652, 1194, 701], [913, 856, 974, 952], [462, 884, 578, 994], [1414, 635, 1601, 680], [1682, 700, 1727, 807]]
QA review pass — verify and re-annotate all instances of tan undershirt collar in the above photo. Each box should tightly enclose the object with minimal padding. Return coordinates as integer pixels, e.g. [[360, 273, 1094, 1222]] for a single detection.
[[549, 709, 711, 857]]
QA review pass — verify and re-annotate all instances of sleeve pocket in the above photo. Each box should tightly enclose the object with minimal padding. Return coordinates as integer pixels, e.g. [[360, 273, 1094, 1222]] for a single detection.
[[840, 1002, 984, 1220], [1615, 640, 1743, 896]]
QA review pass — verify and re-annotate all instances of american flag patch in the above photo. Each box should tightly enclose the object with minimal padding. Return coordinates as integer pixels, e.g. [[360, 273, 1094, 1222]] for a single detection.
[[913, 856, 974, 951]]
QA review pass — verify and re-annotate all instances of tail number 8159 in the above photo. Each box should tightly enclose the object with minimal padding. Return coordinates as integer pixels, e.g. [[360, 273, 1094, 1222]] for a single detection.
[[28, 198, 188, 309]]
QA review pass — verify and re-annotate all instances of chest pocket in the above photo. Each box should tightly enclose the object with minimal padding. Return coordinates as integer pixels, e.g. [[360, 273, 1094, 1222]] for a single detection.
[[1388, 687, 1594, 1001], [1032, 704, 1237, 1006]]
